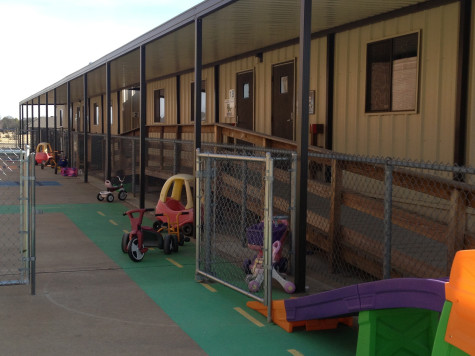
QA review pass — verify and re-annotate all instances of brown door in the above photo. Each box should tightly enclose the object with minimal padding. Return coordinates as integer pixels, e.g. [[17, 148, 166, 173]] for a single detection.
[[272, 62, 294, 140], [236, 71, 254, 130]]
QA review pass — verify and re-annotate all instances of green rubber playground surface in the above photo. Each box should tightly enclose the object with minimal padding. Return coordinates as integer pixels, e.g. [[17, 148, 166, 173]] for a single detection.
[[39, 202, 358, 355]]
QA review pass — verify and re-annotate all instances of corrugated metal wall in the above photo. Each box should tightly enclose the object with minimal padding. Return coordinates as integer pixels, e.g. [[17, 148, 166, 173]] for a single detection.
[[333, 2, 459, 163]]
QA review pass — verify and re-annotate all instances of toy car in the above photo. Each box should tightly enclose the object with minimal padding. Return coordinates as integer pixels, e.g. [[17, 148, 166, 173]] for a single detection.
[[35, 142, 55, 169], [154, 174, 194, 237]]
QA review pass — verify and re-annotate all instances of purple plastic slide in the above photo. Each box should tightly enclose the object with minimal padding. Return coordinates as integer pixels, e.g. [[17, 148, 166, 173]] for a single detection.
[[284, 278, 446, 322]]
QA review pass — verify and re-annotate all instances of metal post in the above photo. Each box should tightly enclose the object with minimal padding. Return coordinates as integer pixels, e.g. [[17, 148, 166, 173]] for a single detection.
[[26, 103, 29, 147], [28, 150, 36, 295], [106, 62, 112, 180], [195, 148, 202, 279], [54, 89, 57, 151], [240, 161, 248, 246], [290, 153, 297, 276], [83, 74, 88, 183], [294, 0, 312, 292], [139, 45, 147, 209], [37, 96, 41, 144], [383, 158, 393, 279], [67, 82, 71, 162], [204, 157, 212, 274], [194, 17, 202, 152], [264, 152, 274, 322], [45, 92, 49, 142]]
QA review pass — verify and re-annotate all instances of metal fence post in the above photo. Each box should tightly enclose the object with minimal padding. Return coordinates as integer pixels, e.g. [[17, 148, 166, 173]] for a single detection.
[[240, 161, 248, 247], [195, 148, 202, 280], [290, 153, 297, 276], [28, 151, 36, 295], [383, 158, 393, 279], [204, 156, 213, 274], [264, 152, 274, 322]]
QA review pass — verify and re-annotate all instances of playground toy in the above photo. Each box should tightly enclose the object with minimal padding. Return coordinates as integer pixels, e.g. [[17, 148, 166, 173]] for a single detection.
[[154, 174, 194, 237], [35, 142, 56, 169], [122, 208, 184, 262], [97, 176, 127, 203], [244, 218, 295, 294]]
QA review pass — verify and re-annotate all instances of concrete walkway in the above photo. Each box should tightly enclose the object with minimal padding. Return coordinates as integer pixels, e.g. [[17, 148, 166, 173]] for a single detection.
[[0, 167, 357, 356], [0, 168, 206, 356]]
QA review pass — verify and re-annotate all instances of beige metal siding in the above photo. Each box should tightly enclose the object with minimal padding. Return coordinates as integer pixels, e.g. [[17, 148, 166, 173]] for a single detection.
[[147, 78, 177, 126], [179, 68, 215, 124], [333, 2, 459, 163]]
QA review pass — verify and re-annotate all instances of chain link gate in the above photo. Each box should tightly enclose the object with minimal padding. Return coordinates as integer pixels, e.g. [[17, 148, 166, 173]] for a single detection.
[[0, 147, 35, 293], [196, 150, 295, 321]]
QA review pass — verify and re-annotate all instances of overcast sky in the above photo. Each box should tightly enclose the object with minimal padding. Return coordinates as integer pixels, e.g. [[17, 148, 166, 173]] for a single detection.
[[0, 0, 203, 118]]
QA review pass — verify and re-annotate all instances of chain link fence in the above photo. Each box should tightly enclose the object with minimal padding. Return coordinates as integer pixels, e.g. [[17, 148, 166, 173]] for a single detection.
[[0, 147, 35, 292], [43, 129, 475, 294], [195, 150, 295, 315]]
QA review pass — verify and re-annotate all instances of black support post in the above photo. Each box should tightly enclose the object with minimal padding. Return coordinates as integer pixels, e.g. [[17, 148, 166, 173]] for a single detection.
[[45, 93, 49, 143], [54, 89, 57, 151], [84, 74, 88, 183], [139, 45, 147, 208], [106, 62, 112, 180], [67, 82, 71, 161], [37, 96, 40, 145], [194, 17, 202, 151], [294, 0, 312, 293]]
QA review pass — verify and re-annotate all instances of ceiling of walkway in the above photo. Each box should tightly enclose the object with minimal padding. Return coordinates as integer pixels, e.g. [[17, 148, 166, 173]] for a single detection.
[[25, 0, 434, 105]]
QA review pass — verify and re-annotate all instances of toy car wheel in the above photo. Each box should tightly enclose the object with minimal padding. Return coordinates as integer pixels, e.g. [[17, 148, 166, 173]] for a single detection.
[[106, 194, 114, 203], [163, 235, 171, 255], [171, 235, 179, 253], [121, 233, 130, 253], [152, 220, 162, 231], [182, 223, 193, 237], [127, 237, 144, 262], [118, 191, 127, 201], [97, 193, 104, 201]]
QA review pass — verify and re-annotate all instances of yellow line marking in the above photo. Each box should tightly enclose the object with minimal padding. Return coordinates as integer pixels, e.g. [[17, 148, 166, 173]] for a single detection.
[[234, 307, 264, 327], [201, 283, 217, 293], [288, 350, 304, 356], [166, 258, 183, 268], [123, 230, 128, 234], [109, 219, 118, 226], [97, 211, 105, 216]]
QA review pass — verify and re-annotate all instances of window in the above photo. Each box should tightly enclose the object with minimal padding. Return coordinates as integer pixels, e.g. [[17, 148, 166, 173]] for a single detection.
[[110, 105, 113, 125], [154, 89, 165, 123], [76, 107, 81, 130], [366, 32, 419, 113], [191, 81, 206, 121], [59, 109, 63, 127], [93, 104, 99, 126]]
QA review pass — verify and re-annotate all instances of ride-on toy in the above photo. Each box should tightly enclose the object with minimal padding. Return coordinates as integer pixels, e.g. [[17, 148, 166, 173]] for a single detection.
[[154, 174, 194, 237], [97, 176, 127, 202], [244, 218, 295, 294], [122, 208, 188, 262], [35, 142, 56, 169]]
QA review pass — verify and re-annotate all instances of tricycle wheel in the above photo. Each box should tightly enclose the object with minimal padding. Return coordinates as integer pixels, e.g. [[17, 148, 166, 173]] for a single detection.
[[182, 223, 193, 237], [118, 190, 127, 201], [152, 220, 162, 231], [121, 233, 130, 253], [106, 194, 114, 203], [171, 235, 179, 253], [97, 193, 104, 201], [163, 235, 171, 255], [127, 237, 144, 262]]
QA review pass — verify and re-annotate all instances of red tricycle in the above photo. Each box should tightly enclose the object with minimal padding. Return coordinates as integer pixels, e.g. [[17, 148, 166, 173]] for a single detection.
[[97, 176, 127, 203], [153, 174, 194, 237], [122, 208, 189, 262]]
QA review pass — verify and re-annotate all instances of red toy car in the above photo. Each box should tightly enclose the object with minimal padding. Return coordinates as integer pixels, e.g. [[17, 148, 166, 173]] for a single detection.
[[153, 174, 194, 237]]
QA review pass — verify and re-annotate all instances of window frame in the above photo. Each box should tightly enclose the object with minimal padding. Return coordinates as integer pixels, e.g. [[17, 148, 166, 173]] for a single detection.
[[191, 81, 206, 122], [153, 89, 165, 123], [365, 31, 420, 114], [93, 103, 99, 126]]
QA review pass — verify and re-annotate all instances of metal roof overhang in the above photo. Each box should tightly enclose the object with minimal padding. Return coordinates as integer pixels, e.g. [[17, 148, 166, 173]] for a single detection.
[[21, 0, 438, 106]]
